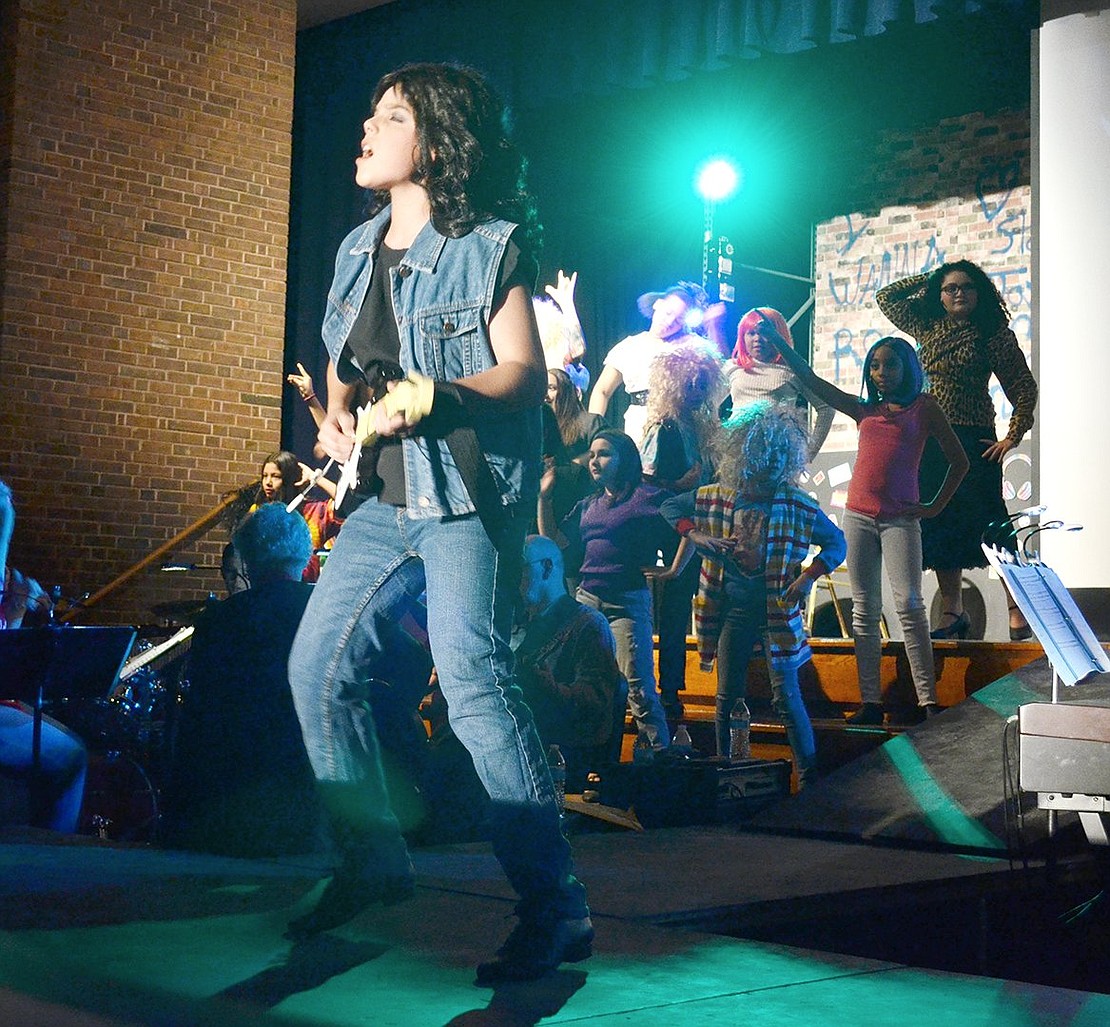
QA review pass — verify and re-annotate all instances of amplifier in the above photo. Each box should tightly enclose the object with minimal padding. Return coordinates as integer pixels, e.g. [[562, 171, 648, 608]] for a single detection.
[[1018, 702, 1110, 797]]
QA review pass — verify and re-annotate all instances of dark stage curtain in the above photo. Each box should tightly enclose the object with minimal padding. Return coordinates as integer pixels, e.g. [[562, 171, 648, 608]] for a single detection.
[[283, 0, 1036, 457]]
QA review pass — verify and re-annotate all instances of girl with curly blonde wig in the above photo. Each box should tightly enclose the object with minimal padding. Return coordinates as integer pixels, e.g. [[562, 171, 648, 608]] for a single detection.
[[638, 342, 724, 719], [655, 401, 846, 775], [641, 342, 724, 490]]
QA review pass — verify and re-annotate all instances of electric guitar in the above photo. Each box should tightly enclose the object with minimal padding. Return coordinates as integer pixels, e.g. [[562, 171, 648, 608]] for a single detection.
[[333, 374, 435, 511]]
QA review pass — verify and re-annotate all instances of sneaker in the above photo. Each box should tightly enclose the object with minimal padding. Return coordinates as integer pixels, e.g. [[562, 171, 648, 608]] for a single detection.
[[845, 703, 884, 726], [285, 866, 415, 941], [475, 915, 594, 985]]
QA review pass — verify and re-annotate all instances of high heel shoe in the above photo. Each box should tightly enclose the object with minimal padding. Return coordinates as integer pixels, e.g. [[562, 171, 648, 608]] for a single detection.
[[1007, 603, 1033, 641], [930, 611, 970, 640]]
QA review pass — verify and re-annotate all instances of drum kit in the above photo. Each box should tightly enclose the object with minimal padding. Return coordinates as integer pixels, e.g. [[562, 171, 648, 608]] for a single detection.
[[42, 603, 205, 843]]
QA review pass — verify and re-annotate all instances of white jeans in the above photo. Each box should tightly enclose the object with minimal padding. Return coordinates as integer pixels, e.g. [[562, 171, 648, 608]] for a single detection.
[[842, 511, 937, 706]]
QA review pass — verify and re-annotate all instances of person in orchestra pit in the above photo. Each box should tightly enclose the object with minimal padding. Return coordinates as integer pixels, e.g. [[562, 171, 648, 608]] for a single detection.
[[0, 478, 87, 834], [221, 450, 341, 593], [161, 502, 322, 857], [284, 63, 591, 984], [516, 534, 625, 794]]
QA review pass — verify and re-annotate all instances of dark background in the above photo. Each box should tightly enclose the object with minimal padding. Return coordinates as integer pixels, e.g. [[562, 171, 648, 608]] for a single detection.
[[284, 0, 1036, 455]]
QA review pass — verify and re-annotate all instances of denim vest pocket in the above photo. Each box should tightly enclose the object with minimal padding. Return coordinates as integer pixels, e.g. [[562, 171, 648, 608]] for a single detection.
[[417, 303, 488, 381]]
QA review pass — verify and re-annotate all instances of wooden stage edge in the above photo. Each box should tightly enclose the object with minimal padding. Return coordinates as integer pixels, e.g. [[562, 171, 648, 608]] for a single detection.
[[622, 636, 1053, 770]]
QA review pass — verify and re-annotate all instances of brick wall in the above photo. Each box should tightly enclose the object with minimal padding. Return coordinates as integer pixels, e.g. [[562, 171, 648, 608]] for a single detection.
[[1, 0, 296, 624], [809, 108, 1033, 514]]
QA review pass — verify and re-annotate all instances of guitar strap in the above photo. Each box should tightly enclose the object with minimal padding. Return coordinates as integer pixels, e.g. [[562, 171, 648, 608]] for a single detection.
[[433, 382, 512, 549], [340, 372, 515, 548]]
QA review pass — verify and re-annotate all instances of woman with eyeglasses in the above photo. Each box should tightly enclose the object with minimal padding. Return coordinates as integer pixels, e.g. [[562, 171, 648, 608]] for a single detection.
[[876, 260, 1037, 640]]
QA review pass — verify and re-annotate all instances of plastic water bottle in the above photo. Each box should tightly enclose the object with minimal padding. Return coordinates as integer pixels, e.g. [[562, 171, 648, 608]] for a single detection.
[[632, 728, 655, 765], [547, 744, 566, 812], [729, 699, 752, 760], [671, 723, 694, 758]]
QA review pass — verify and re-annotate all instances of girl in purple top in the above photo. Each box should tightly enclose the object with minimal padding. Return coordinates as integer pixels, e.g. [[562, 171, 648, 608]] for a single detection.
[[762, 329, 968, 723], [539, 429, 672, 748]]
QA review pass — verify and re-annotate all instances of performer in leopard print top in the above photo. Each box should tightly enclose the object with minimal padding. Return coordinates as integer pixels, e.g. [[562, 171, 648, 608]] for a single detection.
[[876, 260, 1037, 640]]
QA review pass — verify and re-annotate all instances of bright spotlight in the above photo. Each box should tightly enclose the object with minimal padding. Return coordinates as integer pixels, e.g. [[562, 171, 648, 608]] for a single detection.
[[696, 158, 740, 203]]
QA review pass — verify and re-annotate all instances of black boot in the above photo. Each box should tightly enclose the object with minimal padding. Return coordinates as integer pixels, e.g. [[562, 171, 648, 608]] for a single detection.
[[846, 702, 884, 726], [285, 786, 415, 941], [475, 914, 594, 985]]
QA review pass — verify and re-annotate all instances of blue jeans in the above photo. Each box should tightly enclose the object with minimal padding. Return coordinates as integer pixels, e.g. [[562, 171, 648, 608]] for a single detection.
[[714, 601, 816, 772], [576, 587, 670, 749], [288, 497, 586, 921], [0, 704, 87, 833], [843, 511, 936, 706]]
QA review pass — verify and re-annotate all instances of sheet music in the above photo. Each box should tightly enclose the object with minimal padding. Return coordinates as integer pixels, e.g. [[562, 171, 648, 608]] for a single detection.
[[983, 544, 1110, 687]]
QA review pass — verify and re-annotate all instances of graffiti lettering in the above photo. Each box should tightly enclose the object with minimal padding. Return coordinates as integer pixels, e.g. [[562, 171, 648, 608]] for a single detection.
[[826, 238, 945, 308], [976, 160, 1020, 223], [836, 214, 871, 256], [991, 208, 1030, 257], [830, 327, 884, 386], [987, 267, 1031, 315]]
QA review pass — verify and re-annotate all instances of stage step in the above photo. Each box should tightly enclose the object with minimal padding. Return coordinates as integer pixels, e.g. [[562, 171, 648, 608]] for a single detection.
[[620, 637, 1047, 780]]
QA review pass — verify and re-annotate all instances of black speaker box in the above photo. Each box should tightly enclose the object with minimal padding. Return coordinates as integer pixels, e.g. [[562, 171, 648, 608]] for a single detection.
[[598, 757, 792, 828]]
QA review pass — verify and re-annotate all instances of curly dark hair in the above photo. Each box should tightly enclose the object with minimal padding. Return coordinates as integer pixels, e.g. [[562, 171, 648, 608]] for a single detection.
[[924, 259, 1010, 335], [365, 63, 540, 252]]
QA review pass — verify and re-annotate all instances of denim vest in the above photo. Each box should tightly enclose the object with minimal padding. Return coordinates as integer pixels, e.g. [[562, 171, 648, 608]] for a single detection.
[[321, 207, 541, 520]]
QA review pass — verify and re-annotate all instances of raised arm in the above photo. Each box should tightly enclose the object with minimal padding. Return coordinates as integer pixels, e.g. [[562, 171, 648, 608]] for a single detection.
[[545, 269, 586, 364], [288, 361, 328, 430], [588, 364, 622, 418], [757, 319, 862, 420], [875, 272, 931, 337], [800, 387, 836, 461]]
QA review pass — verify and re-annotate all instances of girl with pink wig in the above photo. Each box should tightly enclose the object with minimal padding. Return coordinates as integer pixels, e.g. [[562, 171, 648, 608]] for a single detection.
[[725, 307, 833, 462]]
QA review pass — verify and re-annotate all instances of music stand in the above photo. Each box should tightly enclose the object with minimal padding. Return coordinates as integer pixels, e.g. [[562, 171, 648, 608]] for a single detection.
[[0, 625, 136, 825], [983, 544, 1110, 846]]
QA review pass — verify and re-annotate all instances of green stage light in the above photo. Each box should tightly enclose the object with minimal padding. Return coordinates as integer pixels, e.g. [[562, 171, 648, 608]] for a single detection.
[[696, 157, 740, 203]]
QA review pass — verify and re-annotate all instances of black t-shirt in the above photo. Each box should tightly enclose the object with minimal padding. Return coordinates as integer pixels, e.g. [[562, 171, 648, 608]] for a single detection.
[[340, 230, 535, 506], [345, 244, 407, 505]]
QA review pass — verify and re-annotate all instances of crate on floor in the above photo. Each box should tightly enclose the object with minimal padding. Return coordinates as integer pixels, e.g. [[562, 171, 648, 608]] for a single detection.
[[597, 757, 792, 828]]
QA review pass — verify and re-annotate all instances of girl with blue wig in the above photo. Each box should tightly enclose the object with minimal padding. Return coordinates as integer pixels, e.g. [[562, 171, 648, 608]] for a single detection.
[[761, 328, 969, 724]]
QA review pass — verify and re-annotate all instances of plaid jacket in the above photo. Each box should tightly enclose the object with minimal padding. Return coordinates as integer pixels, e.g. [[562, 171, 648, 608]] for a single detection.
[[691, 483, 823, 672]]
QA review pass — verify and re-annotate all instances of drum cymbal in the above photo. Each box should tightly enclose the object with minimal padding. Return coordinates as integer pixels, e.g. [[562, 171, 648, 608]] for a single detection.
[[150, 598, 212, 623]]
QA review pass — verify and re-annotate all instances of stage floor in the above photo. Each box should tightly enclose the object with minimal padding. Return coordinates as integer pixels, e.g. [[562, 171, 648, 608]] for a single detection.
[[1, 816, 1107, 1026]]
